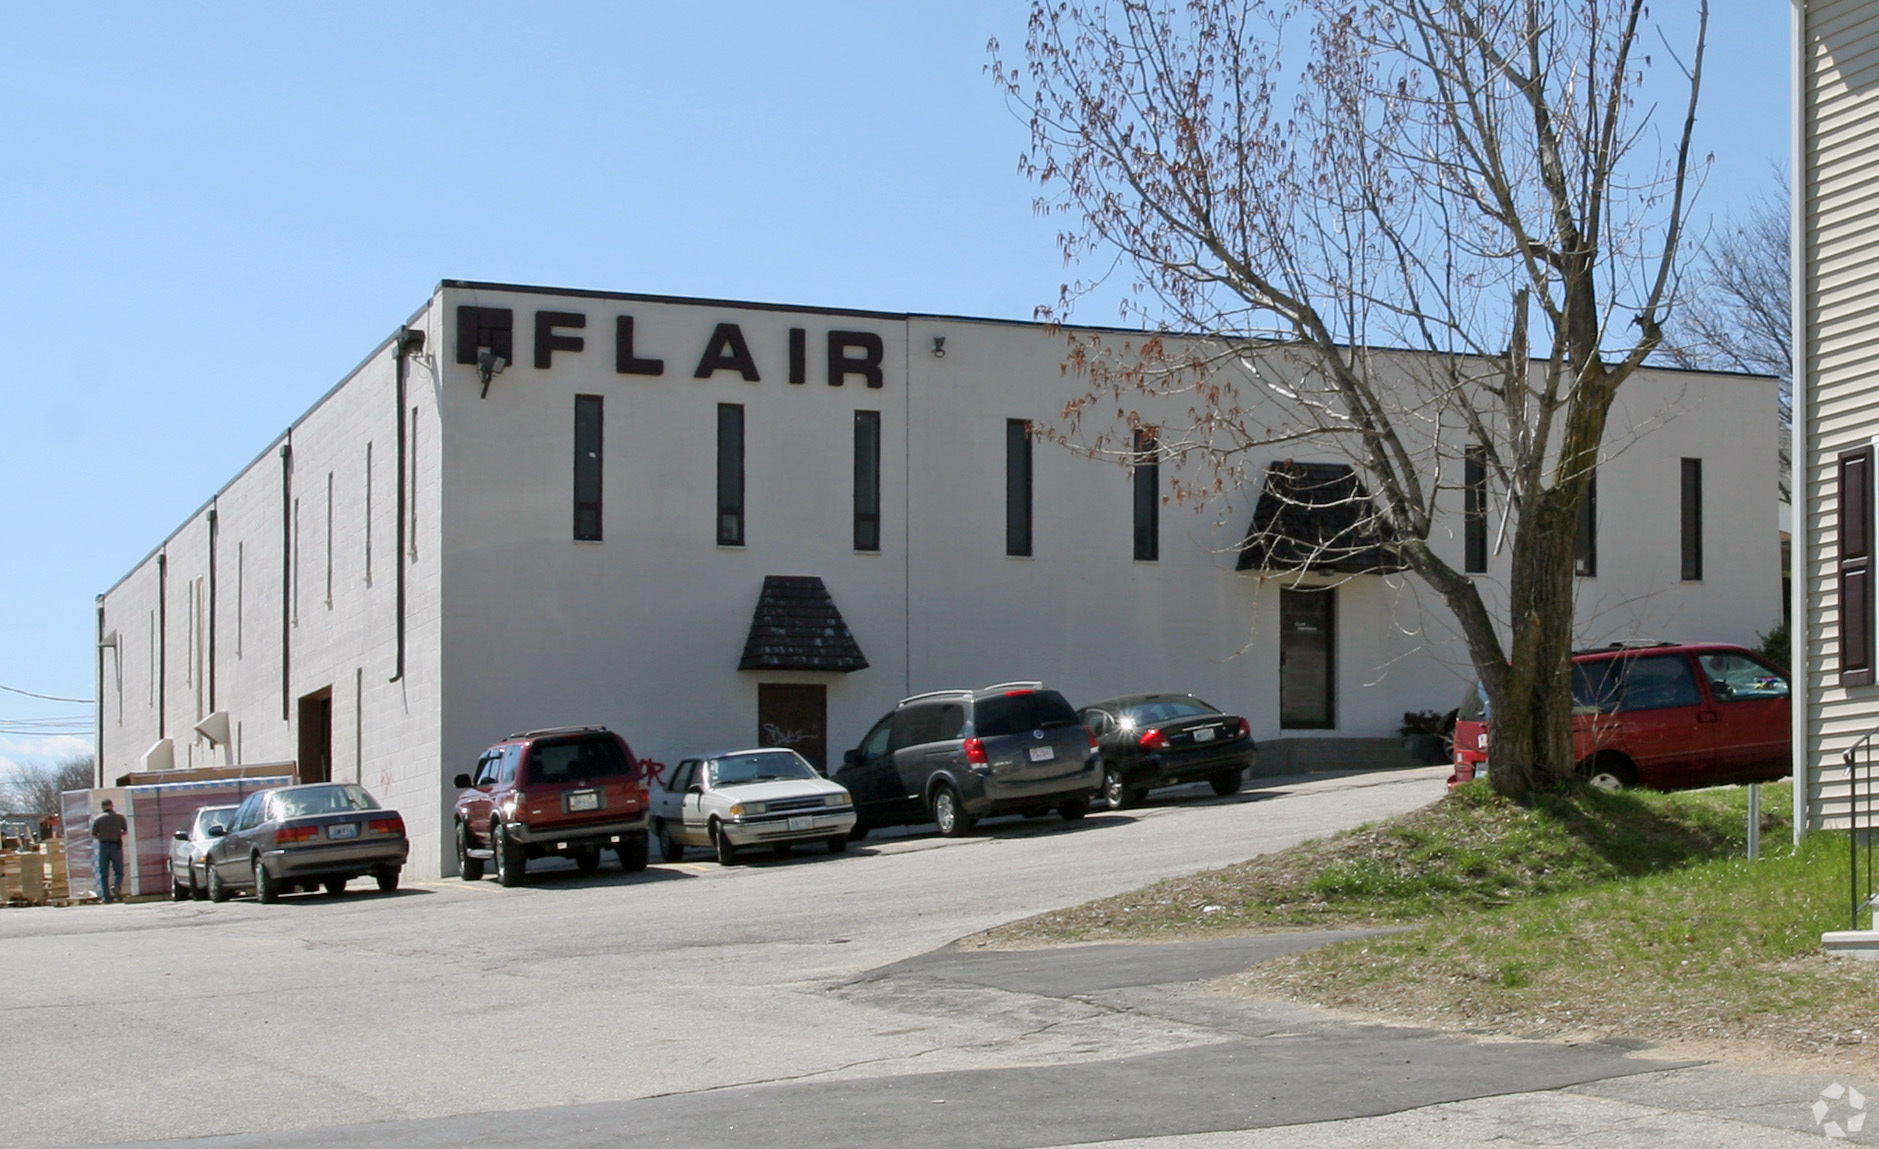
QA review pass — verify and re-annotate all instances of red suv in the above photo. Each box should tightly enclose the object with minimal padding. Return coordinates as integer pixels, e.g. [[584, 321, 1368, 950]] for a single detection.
[[453, 726, 651, 886], [1449, 642, 1790, 792]]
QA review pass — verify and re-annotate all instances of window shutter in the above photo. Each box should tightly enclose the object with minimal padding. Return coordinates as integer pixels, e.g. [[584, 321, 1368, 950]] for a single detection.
[[1840, 445, 1875, 687]]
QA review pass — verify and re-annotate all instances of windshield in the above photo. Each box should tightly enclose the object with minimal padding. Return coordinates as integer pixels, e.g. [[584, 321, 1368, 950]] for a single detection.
[[709, 751, 817, 786], [194, 806, 236, 834], [275, 785, 378, 818]]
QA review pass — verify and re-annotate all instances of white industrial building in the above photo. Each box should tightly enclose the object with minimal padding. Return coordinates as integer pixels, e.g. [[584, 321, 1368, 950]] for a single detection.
[[95, 281, 1782, 878]]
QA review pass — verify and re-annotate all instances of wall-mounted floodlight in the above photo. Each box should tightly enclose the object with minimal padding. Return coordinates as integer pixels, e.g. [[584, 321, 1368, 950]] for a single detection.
[[931, 336, 946, 359], [477, 348, 508, 397]]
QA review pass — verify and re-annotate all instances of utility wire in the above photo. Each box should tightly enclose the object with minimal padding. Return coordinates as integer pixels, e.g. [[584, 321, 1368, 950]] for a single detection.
[[0, 684, 93, 705]]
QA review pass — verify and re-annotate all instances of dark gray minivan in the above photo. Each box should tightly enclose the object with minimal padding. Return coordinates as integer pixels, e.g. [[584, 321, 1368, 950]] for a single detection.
[[835, 682, 1101, 838]]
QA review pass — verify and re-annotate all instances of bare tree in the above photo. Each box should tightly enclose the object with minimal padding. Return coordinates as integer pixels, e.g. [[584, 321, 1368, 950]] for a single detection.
[[2, 754, 95, 817], [1665, 179, 1790, 500], [995, 0, 1705, 799]]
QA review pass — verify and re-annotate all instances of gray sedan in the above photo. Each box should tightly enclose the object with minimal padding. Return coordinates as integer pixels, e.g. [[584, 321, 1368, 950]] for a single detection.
[[204, 783, 408, 903], [651, 749, 856, 865], [170, 804, 237, 901]]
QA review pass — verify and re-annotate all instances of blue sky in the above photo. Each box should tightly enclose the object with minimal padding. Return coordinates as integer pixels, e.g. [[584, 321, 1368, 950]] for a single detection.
[[0, 3, 1790, 777]]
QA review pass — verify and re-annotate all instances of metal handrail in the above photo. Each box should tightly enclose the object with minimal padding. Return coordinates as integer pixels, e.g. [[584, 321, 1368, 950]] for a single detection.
[[1842, 723, 1879, 931]]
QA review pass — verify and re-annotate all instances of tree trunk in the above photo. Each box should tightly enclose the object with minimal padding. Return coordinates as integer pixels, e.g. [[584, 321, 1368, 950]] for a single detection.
[[1486, 486, 1583, 797]]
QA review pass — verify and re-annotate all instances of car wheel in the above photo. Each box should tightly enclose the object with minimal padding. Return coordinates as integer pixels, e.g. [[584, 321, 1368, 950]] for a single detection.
[[1582, 755, 1637, 793], [933, 784, 974, 837], [206, 862, 230, 903], [457, 822, 485, 882], [1103, 766, 1133, 810], [712, 821, 739, 866], [1058, 794, 1090, 821], [617, 831, 649, 873], [374, 865, 400, 893], [171, 873, 189, 901], [846, 822, 870, 842], [657, 821, 685, 863], [1210, 769, 1245, 796], [574, 846, 603, 875], [254, 857, 280, 904], [494, 821, 526, 887], [324, 878, 348, 896], [828, 834, 848, 854]]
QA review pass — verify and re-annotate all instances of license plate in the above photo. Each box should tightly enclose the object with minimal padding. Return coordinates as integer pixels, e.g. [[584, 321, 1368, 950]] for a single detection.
[[1027, 746, 1055, 762], [788, 816, 813, 832], [327, 823, 359, 840], [568, 790, 600, 812], [1193, 727, 1216, 742]]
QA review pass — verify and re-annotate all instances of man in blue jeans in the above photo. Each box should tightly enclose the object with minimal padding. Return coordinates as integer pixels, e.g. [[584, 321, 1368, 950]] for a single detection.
[[90, 799, 127, 903]]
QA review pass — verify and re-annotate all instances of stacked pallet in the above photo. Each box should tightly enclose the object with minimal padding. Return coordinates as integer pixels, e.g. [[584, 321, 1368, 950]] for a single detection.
[[3, 841, 75, 906]]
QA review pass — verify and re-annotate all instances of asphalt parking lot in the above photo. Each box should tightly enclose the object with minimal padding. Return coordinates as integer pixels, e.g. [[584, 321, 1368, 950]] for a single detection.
[[1, 765, 1857, 1148]]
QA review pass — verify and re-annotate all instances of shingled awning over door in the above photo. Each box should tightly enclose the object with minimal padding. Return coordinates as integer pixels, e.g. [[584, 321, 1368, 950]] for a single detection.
[[1236, 461, 1405, 575], [738, 575, 869, 672]]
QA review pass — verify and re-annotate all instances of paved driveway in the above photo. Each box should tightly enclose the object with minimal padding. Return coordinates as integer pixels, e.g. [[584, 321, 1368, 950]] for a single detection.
[[0, 766, 1850, 1148]]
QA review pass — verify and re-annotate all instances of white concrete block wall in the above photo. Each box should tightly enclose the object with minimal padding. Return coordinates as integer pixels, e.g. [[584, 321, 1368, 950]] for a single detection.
[[98, 313, 446, 877], [101, 280, 1781, 880]]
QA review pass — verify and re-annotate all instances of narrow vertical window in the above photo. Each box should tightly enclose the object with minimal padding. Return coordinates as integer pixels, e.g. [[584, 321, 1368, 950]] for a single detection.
[[1464, 447, 1488, 574], [1680, 458, 1703, 581], [292, 496, 301, 624], [717, 403, 745, 546], [1839, 445, 1875, 687], [1574, 468, 1597, 578], [364, 441, 374, 586], [1006, 419, 1033, 557], [854, 410, 881, 551], [1133, 428, 1159, 562], [325, 471, 335, 606], [573, 394, 604, 541], [235, 541, 244, 658]]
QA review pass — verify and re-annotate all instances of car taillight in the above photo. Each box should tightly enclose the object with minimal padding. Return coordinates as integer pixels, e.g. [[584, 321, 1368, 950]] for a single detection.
[[963, 738, 989, 765], [366, 814, 404, 837], [276, 824, 318, 845], [1086, 729, 1099, 751], [1237, 718, 1251, 740], [1138, 728, 1170, 751]]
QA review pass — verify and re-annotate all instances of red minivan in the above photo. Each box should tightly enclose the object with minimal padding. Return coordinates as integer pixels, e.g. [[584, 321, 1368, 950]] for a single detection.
[[1448, 642, 1790, 791]]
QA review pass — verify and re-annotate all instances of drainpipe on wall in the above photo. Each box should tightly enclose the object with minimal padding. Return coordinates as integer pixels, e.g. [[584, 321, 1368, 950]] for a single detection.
[[156, 551, 167, 740], [94, 597, 105, 787], [207, 506, 218, 713], [390, 326, 423, 683], [281, 440, 293, 721]]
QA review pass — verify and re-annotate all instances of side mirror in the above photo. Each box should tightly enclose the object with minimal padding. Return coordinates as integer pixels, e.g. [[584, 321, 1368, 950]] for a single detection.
[[842, 748, 861, 767], [173, 829, 189, 841], [686, 783, 704, 795], [208, 825, 228, 838], [453, 773, 473, 789]]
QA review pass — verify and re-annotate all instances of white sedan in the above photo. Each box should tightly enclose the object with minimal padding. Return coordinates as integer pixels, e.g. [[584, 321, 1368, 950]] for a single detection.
[[651, 749, 857, 865]]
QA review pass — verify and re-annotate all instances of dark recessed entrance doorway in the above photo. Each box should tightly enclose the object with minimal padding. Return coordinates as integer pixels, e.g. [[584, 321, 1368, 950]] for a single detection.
[[1279, 588, 1336, 730], [758, 684, 828, 773]]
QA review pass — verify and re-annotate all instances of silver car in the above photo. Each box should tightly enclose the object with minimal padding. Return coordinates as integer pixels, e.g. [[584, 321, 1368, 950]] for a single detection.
[[170, 804, 237, 901], [651, 749, 856, 866]]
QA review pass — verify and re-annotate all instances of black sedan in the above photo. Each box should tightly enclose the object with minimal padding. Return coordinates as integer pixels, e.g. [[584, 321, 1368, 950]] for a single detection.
[[204, 783, 407, 903], [1077, 694, 1257, 809]]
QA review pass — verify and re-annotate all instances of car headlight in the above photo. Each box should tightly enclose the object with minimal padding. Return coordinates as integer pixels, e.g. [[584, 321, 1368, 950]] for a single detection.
[[728, 802, 767, 817], [825, 792, 852, 807]]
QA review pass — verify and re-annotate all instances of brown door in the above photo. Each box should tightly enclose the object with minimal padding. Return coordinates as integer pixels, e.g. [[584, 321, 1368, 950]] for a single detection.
[[297, 689, 333, 783], [758, 684, 828, 773]]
